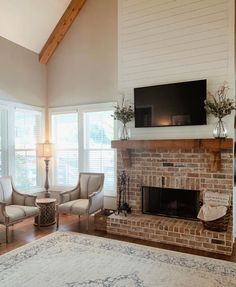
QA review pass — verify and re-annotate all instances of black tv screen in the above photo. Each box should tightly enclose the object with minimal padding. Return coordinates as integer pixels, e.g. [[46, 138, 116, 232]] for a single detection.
[[134, 80, 207, 127]]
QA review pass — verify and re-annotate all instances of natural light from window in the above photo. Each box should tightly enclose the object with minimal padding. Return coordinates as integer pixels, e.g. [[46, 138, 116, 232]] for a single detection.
[[15, 109, 42, 190], [84, 110, 115, 195], [50, 104, 116, 196], [52, 113, 79, 186]]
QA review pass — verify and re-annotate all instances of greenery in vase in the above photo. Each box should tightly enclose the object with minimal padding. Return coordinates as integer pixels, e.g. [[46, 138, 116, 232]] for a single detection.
[[112, 96, 134, 125], [204, 82, 235, 120]]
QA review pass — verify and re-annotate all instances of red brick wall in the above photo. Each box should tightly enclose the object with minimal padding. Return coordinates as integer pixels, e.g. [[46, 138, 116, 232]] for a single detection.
[[117, 148, 233, 214]]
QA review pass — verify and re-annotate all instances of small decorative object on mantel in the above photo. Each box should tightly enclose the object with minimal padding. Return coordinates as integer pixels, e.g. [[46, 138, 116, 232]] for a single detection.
[[112, 95, 134, 140], [204, 82, 235, 138], [116, 170, 132, 216]]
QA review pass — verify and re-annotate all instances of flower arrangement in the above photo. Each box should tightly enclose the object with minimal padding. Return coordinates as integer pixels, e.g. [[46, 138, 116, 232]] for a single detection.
[[204, 82, 235, 138], [204, 82, 235, 119], [112, 96, 134, 140], [112, 96, 134, 125]]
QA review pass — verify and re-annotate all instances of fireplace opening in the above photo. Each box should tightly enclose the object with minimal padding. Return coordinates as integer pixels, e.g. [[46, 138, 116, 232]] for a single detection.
[[142, 186, 200, 220]]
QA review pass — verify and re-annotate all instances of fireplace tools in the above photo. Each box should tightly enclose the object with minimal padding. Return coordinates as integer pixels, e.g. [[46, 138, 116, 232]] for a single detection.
[[116, 170, 131, 216]]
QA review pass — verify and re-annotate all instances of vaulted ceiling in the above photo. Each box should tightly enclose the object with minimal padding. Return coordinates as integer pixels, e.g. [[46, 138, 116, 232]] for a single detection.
[[0, 0, 71, 53]]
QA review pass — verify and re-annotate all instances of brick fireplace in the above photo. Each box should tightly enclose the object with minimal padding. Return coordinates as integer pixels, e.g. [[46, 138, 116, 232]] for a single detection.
[[107, 139, 234, 255]]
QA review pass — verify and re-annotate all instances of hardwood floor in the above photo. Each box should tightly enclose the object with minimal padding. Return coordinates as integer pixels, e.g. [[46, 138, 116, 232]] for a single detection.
[[0, 214, 235, 262]]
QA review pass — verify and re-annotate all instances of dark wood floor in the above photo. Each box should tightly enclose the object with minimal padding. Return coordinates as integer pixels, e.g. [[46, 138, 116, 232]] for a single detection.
[[0, 214, 235, 262]]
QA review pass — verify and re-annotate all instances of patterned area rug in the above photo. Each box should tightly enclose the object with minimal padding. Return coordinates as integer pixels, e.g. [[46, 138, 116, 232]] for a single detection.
[[0, 232, 235, 287]]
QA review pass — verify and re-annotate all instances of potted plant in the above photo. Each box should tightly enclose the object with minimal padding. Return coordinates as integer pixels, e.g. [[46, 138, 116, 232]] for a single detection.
[[112, 96, 134, 140], [204, 82, 235, 138]]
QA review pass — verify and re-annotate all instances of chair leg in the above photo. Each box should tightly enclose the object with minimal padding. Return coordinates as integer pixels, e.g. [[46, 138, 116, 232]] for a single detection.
[[56, 208, 59, 230], [86, 214, 89, 231], [56, 214, 59, 230], [37, 213, 41, 230], [6, 225, 9, 244]]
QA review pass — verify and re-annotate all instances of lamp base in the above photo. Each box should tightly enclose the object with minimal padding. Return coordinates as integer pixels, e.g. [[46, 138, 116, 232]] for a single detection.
[[44, 159, 50, 198]]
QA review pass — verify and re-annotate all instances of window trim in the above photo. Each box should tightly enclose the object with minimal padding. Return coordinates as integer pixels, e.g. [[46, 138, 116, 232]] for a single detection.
[[0, 99, 44, 191], [49, 102, 117, 196]]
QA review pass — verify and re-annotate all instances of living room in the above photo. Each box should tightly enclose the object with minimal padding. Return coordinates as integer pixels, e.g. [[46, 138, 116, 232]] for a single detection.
[[0, 0, 235, 286]]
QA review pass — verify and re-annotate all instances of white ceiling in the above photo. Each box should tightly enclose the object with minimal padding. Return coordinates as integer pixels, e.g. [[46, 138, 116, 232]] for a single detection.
[[0, 0, 70, 53]]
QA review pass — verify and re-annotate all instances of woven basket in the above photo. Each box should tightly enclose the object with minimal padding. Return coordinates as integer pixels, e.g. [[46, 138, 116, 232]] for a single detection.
[[202, 207, 231, 232]]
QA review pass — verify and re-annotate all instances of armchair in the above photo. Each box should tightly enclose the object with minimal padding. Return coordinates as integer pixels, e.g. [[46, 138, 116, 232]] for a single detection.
[[0, 176, 40, 243], [57, 172, 104, 230]]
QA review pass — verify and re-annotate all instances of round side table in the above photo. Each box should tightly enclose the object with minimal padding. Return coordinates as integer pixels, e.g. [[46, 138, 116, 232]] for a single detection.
[[35, 198, 57, 227]]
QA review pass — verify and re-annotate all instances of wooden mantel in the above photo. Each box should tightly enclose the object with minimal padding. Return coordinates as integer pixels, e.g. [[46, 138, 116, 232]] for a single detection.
[[111, 138, 233, 172]]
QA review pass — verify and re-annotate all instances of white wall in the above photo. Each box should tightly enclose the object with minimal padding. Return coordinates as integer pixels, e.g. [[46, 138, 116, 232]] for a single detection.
[[47, 0, 118, 107], [0, 36, 46, 107], [119, 0, 235, 139]]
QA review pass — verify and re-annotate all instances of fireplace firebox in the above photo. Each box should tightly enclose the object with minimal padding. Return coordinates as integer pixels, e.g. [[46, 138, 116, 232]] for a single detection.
[[142, 186, 200, 220]]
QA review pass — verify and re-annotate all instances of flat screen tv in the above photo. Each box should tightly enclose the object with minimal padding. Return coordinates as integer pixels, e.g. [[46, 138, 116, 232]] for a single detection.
[[134, 79, 207, 127]]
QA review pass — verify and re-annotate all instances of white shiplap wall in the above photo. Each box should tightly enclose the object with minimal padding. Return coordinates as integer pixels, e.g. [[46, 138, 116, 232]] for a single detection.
[[118, 0, 235, 139]]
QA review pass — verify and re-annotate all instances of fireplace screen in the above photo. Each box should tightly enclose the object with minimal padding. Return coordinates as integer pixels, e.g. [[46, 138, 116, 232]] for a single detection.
[[142, 186, 200, 220]]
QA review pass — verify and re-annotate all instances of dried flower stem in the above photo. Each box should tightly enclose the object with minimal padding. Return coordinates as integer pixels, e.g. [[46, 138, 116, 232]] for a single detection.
[[204, 82, 235, 119], [112, 95, 134, 124]]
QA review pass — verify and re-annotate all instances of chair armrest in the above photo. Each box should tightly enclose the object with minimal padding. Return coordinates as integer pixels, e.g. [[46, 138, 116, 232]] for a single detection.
[[0, 201, 7, 206], [88, 189, 104, 214], [25, 194, 37, 206], [59, 190, 72, 204], [0, 201, 8, 223], [13, 190, 37, 206], [60, 190, 72, 196], [88, 191, 99, 198]]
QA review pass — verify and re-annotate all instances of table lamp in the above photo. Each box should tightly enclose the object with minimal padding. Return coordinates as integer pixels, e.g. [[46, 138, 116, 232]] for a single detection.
[[37, 141, 53, 198]]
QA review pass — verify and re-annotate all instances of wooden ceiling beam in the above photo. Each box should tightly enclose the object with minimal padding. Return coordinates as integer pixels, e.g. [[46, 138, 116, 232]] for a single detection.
[[39, 0, 87, 64]]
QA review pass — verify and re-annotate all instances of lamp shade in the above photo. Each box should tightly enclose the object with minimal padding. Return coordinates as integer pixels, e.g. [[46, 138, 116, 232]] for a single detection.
[[37, 142, 53, 158]]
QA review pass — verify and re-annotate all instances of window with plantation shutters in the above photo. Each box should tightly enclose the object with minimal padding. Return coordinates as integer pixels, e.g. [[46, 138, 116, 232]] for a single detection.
[[0, 113, 2, 177], [51, 112, 79, 186], [50, 103, 116, 196], [83, 110, 115, 195], [14, 109, 42, 189], [0, 109, 7, 177]]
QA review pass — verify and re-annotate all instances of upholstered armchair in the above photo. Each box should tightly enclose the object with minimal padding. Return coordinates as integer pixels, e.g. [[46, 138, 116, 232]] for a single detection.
[[0, 176, 40, 243], [57, 172, 104, 230]]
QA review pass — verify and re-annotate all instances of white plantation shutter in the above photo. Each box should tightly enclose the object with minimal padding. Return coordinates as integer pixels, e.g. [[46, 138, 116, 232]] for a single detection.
[[52, 113, 79, 186], [14, 108, 42, 189], [83, 110, 115, 195], [50, 105, 116, 195], [0, 112, 2, 177], [0, 109, 7, 177]]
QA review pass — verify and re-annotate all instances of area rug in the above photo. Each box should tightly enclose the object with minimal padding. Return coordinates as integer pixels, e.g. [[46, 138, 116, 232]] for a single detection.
[[0, 232, 235, 287]]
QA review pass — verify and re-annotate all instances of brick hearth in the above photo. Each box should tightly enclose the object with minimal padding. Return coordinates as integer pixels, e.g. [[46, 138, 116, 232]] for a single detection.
[[107, 214, 233, 255], [108, 140, 234, 255]]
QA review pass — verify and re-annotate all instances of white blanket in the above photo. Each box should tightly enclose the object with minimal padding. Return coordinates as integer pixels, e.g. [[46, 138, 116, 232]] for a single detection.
[[197, 204, 227, 221]]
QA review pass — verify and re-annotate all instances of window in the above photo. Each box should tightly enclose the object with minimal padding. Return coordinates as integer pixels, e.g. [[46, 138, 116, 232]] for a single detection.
[[14, 109, 42, 190], [0, 109, 7, 177], [51, 112, 79, 186], [0, 101, 44, 192], [50, 103, 116, 196], [83, 110, 115, 195]]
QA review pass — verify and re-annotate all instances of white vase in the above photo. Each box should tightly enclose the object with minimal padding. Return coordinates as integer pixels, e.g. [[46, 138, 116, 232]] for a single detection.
[[213, 118, 228, 138]]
